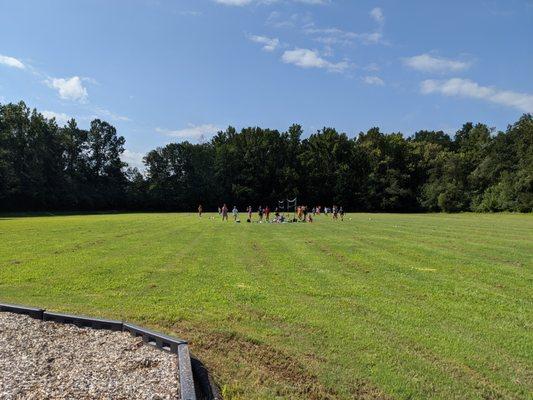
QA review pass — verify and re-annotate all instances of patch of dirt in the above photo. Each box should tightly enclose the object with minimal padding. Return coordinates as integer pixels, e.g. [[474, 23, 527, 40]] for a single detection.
[[194, 329, 338, 399], [167, 322, 390, 400], [52, 240, 106, 256]]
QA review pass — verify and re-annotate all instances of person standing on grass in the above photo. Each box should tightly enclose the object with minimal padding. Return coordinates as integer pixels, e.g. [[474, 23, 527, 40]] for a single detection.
[[258, 206, 263, 221], [339, 206, 344, 221], [247, 205, 252, 222], [333, 205, 338, 220], [265, 205, 270, 221], [221, 204, 229, 221], [232, 206, 239, 221], [198, 204, 203, 217], [297, 206, 303, 221]]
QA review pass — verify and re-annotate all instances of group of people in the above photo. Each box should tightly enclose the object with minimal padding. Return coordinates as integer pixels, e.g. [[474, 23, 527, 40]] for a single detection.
[[214, 204, 274, 223], [308, 205, 345, 220], [197, 204, 345, 222]]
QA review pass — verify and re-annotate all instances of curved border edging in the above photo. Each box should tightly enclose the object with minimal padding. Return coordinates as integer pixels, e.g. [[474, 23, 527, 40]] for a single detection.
[[0, 302, 214, 400]]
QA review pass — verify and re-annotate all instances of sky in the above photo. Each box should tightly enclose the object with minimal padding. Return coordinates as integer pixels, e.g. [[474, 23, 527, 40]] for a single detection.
[[1, 0, 532, 169]]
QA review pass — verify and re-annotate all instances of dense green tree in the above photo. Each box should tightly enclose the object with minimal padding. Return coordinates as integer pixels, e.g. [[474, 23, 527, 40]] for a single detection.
[[0, 100, 531, 213], [144, 142, 216, 210], [356, 128, 417, 211], [472, 115, 533, 211]]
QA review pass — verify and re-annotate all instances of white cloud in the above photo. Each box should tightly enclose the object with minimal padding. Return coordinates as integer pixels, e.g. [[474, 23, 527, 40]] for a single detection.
[[214, 0, 329, 5], [370, 7, 384, 24], [304, 25, 385, 46], [46, 76, 88, 101], [305, 8, 384, 48], [213, 0, 253, 5], [121, 149, 146, 170], [403, 54, 471, 73], [0, 54, 25, 69], [156, 124, 220, 141], [93, 107, 131, 122], [356, 32, 383, 45], [421, 78, 533, 113], [281, 48, 349, 72], [294, 0, 330, 4], [363, 76, 385, 86], [364, 63, 380, 72], [179, 10, 202, 16], [42, 111, 71, 125], [248, 34, 280, 51], [266, 10, 314, 28]]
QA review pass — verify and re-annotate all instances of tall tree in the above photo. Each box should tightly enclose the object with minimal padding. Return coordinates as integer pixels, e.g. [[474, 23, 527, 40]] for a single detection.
[[0, 100, 531, 213]]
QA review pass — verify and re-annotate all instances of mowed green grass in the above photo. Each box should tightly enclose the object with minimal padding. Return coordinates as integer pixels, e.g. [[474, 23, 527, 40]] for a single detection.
[[0, 213, 531, 399]]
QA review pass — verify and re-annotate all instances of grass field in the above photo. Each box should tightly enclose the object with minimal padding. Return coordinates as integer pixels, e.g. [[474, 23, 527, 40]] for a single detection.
[[0, 212, 532, 399]]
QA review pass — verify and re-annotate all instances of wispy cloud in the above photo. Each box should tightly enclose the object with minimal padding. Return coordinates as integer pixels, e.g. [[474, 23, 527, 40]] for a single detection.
[[42, 110, 71, 125], [266, 10, 313, 29], [421, 78, 533, 113], [156, 124, 220, 141], [179, 10, 202, 16], [214, 0, 329, 6], [294, 0, 330, 4], [363, 76, 385, 86], [303, 7, 387, 47], [281, 48, 349, 72], [248, 34, 280, 52], [121, 149, 146, 170], [213, 0, 253, 5], [92, 107, 131, 122], [370, 7, 384, 25], [0, 54, 25, 69], [403, 54, 471, 73], [306, 26, 384, 46], [45, 76, 88, 102]]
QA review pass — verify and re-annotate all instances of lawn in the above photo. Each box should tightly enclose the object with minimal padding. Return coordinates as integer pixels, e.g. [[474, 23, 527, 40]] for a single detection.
[[0, 212, 531, 399]]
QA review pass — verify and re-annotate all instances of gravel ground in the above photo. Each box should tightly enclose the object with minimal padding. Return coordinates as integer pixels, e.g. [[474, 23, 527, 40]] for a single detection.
[[0, 312, 180, 399]]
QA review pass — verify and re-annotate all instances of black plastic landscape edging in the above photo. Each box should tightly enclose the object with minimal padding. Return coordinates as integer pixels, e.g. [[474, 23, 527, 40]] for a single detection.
[[43, 311, 123, 331], [0, 302, 219, 400], [0, 303, 43, 319]]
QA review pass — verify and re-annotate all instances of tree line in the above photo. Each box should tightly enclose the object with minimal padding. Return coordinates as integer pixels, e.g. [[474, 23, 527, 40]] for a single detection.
[[1, 101, 531, 212]]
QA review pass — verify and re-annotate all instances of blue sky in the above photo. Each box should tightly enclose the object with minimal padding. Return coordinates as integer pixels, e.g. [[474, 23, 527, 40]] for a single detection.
[[1, 0, 532, 168]]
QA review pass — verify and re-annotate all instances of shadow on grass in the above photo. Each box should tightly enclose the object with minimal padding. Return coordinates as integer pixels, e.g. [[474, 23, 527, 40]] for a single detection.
[[0, 210, 184, 220]]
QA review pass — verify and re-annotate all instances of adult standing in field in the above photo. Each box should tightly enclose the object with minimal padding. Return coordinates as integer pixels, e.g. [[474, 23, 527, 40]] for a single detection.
[[221, 204, 229, 221], [232, 206, 239, 221], [332, 205, 338, 220], [198, 204, 203, 217], [247, 206, 252, 222], [339, 206, 344, 221], [297, 206, 303, 221], [265, 205, 270, 221], [258, 206, 263, 221]]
